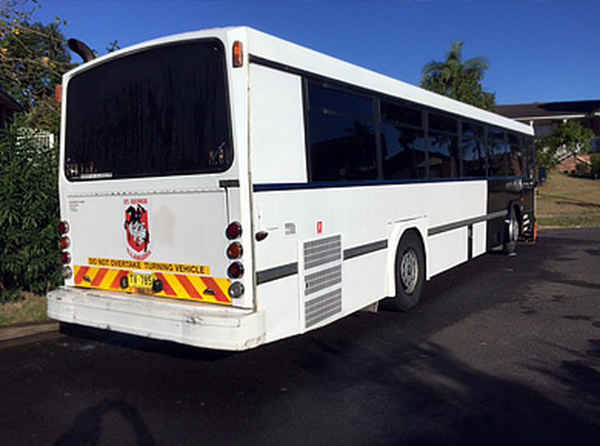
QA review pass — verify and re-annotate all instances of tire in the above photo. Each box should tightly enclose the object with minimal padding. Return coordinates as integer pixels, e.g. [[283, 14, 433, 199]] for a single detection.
[[503, 206, 520, 254], [386, 230, 425, 312]]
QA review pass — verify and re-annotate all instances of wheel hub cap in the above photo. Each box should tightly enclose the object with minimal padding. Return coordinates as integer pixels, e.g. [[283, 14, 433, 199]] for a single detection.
[[400, 248, 418, 294]]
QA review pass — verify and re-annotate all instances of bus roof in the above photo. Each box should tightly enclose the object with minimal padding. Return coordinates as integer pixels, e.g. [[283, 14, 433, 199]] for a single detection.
[[65, 26, 533, 136], [244, 27, 533, 136]]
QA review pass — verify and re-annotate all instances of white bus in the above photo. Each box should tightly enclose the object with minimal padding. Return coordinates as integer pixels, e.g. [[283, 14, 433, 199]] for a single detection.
[[48, 27, 536, 350]]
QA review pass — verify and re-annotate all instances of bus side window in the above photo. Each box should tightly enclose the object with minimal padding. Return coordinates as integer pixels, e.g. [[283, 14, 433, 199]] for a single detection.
[[380, 101, 426, 180], [487, 127, 510, 177], [428, 112, 459, 179], [462, 122, 486, 177], [307, 82, 377, 182], [507, 132, 523, 176]]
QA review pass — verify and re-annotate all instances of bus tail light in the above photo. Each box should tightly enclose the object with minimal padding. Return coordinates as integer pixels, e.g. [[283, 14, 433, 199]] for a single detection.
[[60, 236, 71, 250], [227, 242, 243, 259], [227, 261, 244, 279], [226, 221, 242, 239], [233, 41, 243, 67], [58, 220, 70, 234], [229, 281, 244, 298], [63, 266, 73, 279], [61, 252, 71, 264]]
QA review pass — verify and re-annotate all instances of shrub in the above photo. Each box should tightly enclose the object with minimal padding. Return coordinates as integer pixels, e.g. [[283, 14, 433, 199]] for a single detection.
[[0, 115, 62, 300]]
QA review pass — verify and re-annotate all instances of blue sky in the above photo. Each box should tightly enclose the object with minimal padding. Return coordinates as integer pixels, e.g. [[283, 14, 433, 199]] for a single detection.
[[34, 0, 599, 105]]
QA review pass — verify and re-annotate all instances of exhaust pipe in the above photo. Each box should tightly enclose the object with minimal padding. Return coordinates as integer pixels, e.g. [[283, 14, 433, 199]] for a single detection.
[[67, 38, 95, 63]]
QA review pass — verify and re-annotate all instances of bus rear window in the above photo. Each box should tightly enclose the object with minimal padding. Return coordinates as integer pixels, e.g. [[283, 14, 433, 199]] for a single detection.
[[65, 39, 232, 181]]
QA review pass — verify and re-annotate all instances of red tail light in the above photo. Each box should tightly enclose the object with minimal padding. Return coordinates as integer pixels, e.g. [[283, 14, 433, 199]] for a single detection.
[[60, 236, 70, 250], [58, 220, 69, 234], [226, 221, 242, 240], [227, 242, 243, 259], [227, 261, 244, 279]]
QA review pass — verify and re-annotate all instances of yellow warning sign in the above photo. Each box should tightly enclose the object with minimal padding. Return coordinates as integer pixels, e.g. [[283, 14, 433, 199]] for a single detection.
[[87, 257, 210, 275]]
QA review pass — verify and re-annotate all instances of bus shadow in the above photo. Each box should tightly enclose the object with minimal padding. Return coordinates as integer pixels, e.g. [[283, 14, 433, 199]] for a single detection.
[[59, 323, 235, 362]]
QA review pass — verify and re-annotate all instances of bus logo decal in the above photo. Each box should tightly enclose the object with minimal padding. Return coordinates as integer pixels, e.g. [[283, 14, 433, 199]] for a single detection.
[[124, 199, 152, 260]]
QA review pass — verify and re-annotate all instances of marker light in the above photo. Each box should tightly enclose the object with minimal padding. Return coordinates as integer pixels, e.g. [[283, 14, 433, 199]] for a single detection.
[[233, 41, 243, 68], [255, 231, 268, 241], [227, 242, 243, 259], [58, 220, 70, 234], [60, 236, 70, 250], [228, 281, 244, 298], [61, 251, 71, 264], [227, 261, 244, 279], [226, 221, 242, 240]]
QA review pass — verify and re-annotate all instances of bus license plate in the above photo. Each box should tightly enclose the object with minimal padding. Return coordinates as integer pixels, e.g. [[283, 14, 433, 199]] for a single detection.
[[128, 272, 154, 290]]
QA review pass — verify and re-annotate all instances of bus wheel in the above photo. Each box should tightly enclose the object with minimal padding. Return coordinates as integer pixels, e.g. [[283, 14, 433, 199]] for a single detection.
[[504, 207, 519, 254], [388, 231, 425, 312]]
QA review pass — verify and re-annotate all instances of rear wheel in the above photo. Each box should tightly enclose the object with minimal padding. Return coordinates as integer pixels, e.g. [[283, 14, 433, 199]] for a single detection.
[[504, 207, 520, 254], [387, 231, 425, 312]]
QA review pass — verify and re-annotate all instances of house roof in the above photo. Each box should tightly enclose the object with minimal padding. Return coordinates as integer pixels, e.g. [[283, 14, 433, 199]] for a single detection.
[[0, 88, 22, 112], [495, 100, 600, 120]]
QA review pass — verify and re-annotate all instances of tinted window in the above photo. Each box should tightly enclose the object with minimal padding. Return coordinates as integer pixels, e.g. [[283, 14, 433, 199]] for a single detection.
[[428, 133, 459, 178], [462, 122, 486, 177], [308, 82, 377, 181], [65, 40, 231, 180], [381, 101, 422, 128], [507, 132, 523, 176], [487, 127, 510, 176], [523, 136, 535, 179], [428, 112, 459, 178], [380, 101, 426, 179], [429, 112, 458, 133]]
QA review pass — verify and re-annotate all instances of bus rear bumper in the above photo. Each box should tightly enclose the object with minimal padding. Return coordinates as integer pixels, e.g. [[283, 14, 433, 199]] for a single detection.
[[47, 286, 265, 351]]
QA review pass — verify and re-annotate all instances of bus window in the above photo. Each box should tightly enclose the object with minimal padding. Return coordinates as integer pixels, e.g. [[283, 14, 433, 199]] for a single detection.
[[507, 132, 523, 176], [380, 101, 426, 180], [65, 40, 231, 180], [307, 82, 377, 182], [523, 136, 535, 180], [428, 112, 459, 178], [462, 122, 486, 177], [487, 127, 510, 177]]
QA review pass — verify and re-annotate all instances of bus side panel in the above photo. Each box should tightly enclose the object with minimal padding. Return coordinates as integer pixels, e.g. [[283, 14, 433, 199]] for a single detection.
[[249, 64, 307, 184], [253, 180, 487, 343]]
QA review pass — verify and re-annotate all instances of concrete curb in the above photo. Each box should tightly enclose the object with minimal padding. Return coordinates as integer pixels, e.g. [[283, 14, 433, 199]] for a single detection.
[[0, 321, 59, 342]]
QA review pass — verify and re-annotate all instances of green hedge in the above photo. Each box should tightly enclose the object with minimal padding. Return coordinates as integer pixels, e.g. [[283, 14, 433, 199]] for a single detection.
[[0, 117, 62, 301]]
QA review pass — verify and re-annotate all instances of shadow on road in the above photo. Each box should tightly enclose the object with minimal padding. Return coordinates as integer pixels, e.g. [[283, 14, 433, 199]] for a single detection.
[[43, 230, 600, 444], [54, 400, 156, 446]]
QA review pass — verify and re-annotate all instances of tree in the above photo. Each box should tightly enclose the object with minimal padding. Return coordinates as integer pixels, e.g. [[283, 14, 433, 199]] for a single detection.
[[535, 121, 595, 170], [421, 41, 495, 111], [0, 1, 73, 111]]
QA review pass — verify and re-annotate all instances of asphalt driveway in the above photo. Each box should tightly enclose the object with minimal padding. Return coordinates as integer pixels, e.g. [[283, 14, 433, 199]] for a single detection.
[[1, 228, 599, 445]]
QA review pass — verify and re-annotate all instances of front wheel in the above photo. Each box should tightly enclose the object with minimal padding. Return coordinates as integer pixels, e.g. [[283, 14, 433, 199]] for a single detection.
[[386, 231, 425, 312]]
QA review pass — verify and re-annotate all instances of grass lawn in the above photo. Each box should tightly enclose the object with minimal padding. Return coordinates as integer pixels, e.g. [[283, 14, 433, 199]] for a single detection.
[[0, 292, 49, 327], [537, 171, 600, 227]]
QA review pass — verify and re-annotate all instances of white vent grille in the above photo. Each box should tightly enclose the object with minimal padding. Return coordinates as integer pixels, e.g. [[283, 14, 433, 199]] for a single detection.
[[303, 235, 342, 328]]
